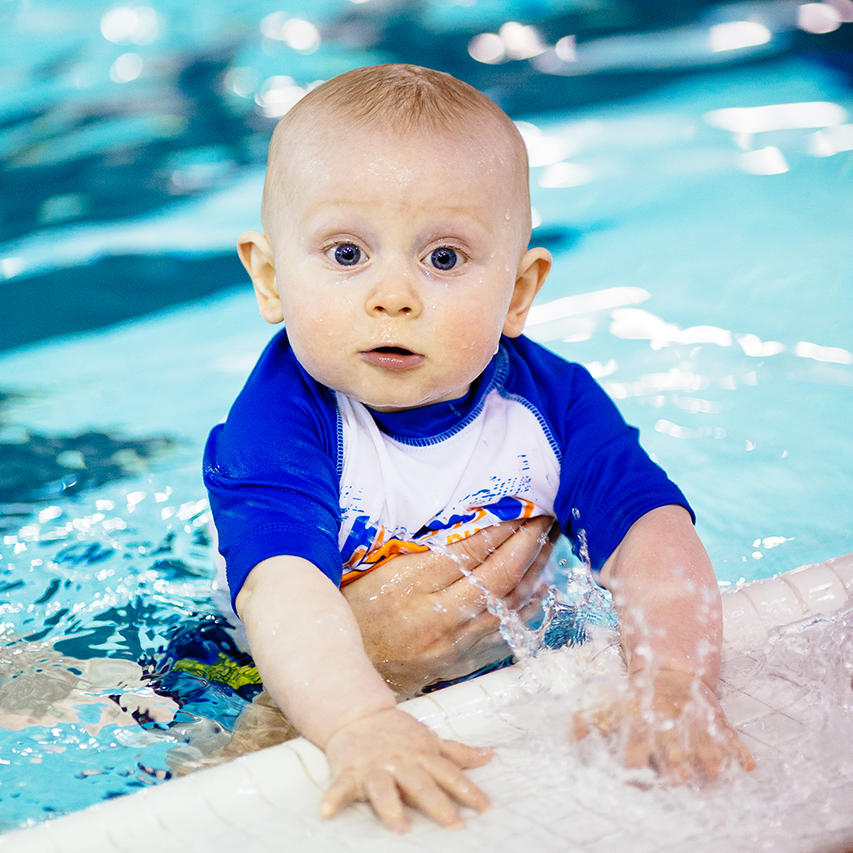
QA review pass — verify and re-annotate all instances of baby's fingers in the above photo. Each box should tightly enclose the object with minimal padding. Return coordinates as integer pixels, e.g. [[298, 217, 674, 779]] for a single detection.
[[422, 753, 491, 813], [322, 771, 410, 833], [623, 721, 655, 771], [321, 773, 359, 819], [569, 705, 593, 741], [364, 770, 410, 833], [708, 715, 755, 773], [438, 737, 493, 769], [732, 733, 756, 771], [397, 764, 466, 829], [696, 725, 755, 778], [570, 700, 620, 741]]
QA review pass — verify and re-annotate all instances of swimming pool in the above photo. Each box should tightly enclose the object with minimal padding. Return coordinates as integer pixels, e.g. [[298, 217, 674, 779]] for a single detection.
[[1, 0, 851, 840]]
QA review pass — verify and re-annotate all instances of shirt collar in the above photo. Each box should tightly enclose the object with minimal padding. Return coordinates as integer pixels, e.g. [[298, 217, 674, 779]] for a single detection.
[[365, 349, 501, 440]]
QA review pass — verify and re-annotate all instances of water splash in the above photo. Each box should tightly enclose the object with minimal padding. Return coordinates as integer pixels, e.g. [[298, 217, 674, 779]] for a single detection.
[[480, 599, 853, 852], [437, 518, 852, 848], [0, 487, 246, 832], [441, 523, 618, 673]]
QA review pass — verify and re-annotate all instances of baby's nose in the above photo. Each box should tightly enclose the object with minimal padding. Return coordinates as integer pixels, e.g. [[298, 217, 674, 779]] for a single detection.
[[366, 276, 422, 317]]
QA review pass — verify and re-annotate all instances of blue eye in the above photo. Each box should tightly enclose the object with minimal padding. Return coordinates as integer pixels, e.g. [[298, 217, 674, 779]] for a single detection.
[[430, 247, 458, 270], [334, 243, 361, 266]]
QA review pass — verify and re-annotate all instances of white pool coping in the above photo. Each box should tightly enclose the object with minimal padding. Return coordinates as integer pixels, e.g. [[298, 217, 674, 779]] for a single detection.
[[3, 554, 851, 853]]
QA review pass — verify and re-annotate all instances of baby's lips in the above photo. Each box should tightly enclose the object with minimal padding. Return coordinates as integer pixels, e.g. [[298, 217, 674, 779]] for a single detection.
[[360, 346, 425, 369]]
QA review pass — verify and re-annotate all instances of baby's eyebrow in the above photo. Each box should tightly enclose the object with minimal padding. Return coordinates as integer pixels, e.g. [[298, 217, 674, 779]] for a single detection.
[[297, 196, 509, 251], [415, 212, 493, 240], [298, 205, 365, 234]]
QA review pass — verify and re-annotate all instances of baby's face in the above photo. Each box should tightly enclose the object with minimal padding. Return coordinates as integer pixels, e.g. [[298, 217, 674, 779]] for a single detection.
[[264, 121, 531, 411]]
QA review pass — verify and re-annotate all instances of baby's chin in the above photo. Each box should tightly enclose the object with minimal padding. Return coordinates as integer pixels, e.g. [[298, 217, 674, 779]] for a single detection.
[[361, 395, 445, 413], [357, 385, 471, 413]]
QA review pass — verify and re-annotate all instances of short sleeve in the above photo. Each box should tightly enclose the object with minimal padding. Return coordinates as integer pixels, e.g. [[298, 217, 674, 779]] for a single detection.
[[203, 331, 343, 607], [553, 364, 693, 569], [501, 335, 693, 571]]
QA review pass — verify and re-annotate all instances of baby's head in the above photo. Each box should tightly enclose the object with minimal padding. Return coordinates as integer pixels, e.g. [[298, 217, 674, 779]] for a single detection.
[[239, 64, 551, 411]]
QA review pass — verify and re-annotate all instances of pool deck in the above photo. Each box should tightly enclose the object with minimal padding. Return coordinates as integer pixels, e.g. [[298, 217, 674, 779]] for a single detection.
[[3, 554, 851, 853]]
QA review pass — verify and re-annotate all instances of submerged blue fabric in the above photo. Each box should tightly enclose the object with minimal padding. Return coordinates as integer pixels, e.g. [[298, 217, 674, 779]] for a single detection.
[[204, 330, 692, 605]]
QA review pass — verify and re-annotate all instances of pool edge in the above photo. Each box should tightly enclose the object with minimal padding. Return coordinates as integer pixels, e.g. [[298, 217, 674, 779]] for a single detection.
[[2, 554, 851, 853]]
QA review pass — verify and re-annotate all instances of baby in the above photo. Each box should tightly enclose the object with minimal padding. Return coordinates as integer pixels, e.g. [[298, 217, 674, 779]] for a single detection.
[[204, 63, 753, 832]]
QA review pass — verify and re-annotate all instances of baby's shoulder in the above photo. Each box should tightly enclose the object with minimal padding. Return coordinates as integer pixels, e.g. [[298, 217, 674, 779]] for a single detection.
[[500, 335, 596, 403]]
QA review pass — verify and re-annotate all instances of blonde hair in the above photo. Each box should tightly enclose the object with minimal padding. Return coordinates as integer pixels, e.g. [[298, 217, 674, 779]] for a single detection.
[[261, 64, 531, 237]]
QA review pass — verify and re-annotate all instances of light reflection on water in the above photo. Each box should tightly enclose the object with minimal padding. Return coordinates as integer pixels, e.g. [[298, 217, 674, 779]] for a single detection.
[[0, 485, 257, 831], [1, 0, 851, 840]]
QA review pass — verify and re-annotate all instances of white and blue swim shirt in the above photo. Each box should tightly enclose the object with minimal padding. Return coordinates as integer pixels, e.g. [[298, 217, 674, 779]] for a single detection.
[[204, 331, 693, 607]]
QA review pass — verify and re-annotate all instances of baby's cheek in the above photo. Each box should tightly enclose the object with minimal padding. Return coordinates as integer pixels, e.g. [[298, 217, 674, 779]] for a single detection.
[[284, 289, 343, 339], [444, 312, 503, 373], [280, 308, 341, 379]]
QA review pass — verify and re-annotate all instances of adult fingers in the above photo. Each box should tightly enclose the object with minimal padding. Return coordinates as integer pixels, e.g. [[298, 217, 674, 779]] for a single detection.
[[469, 516, 554, 598], [432, 575, 547, 643], [487, 526, 555, 615], [449, 586, 550, 668], [512, 588, 550, 625], [344, 522, 520, 601], [501, 546, 552, 611], [439, 517, 554, 612], [421, 521, 523, 590]]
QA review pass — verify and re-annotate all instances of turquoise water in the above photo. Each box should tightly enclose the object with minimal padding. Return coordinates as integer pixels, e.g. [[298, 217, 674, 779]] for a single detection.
[[1, 0, 852, 835]]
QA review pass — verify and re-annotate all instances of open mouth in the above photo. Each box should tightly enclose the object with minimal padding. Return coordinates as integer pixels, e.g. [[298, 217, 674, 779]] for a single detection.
[[372, 346, 415, 356], [360, 345, 425, 370]]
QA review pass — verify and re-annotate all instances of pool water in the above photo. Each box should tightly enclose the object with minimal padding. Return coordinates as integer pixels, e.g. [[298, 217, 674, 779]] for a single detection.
[[1, 0, 852, 835]]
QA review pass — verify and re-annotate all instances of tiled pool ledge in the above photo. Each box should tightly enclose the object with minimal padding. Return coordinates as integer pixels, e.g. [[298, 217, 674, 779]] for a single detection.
[[4, 554, 852, 853]]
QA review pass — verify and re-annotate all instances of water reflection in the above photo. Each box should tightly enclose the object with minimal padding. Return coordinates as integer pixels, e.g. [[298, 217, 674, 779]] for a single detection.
[[2, 1, 850, 350], [708, 20, 772, 51], [468, 21, 547, 64], [254, 75, 309, 118], [794, 340, 853, 364], [0, 390, 175, 528], [705, 101, 848, 133], [100, 6, 161, 46], [798, 1, 846, 33], [809, 123, 853, 155], [109, 52, 145, 83]]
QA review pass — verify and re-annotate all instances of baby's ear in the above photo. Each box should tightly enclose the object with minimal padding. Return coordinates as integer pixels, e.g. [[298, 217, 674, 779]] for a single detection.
[[503, 247, 552, 338], [238, 231, 283, 324]]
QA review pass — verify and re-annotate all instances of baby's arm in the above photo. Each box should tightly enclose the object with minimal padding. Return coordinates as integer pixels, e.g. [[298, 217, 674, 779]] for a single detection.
[[235, 556, 491, 832], [574, 504, 754, 780]]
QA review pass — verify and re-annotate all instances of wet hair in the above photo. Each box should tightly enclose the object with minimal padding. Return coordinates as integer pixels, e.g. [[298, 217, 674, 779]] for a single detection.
[[261, 63, 531, 237]]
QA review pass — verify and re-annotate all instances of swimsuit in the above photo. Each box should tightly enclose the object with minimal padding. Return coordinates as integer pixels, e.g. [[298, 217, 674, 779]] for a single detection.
[[204, 330, 692, 608]]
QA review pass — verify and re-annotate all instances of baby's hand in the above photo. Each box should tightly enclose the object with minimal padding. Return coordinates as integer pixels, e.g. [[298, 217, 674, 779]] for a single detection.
[[321, 707, 492, 833], [571, 668, 755, 783]]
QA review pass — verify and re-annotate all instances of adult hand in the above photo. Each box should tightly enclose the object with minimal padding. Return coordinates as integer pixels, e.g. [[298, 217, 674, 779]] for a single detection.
[[571, 667, 755, 782], [342, 517, 556, 698]]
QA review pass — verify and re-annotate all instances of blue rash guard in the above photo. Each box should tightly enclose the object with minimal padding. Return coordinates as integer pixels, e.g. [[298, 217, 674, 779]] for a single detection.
[[204, 330, 693, 608]]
